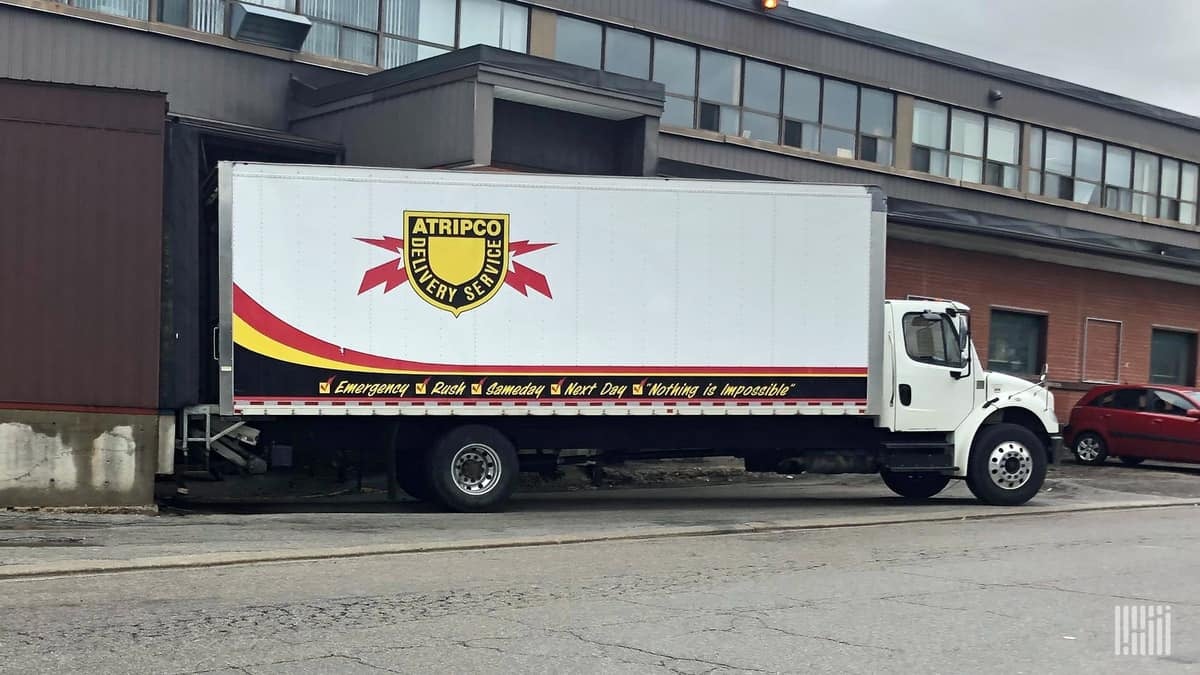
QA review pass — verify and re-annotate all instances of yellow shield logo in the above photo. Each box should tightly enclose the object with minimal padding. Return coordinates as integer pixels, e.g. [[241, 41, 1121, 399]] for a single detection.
[[403, 211, 510, 317]]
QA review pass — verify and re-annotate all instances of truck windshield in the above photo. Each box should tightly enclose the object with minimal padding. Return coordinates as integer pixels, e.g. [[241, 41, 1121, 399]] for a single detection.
[[902, 313, 964, 369]]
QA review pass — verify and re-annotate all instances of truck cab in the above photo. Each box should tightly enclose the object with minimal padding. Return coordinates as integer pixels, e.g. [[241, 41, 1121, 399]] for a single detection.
[[880, 299, 1061, 505]]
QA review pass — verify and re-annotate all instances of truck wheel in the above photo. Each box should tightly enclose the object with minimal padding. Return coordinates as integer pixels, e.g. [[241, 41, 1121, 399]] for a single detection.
[[966, 424, 1047, 506], [1072, 432, 1108, 465], [426, 425, 518, 512], [396, 451, 434, 501], [880, 470, 950, 500]]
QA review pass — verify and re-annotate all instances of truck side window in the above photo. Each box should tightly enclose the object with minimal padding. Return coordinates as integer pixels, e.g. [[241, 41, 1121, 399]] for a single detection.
[[903, 313, 963, 368]]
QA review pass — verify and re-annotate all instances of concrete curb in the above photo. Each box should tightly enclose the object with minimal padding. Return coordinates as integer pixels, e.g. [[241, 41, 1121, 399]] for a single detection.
[[1, 498, 1196, 581]]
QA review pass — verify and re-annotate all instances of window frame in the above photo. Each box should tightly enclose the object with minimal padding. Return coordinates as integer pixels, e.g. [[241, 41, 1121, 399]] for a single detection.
[[912, 99, 1021, 187]]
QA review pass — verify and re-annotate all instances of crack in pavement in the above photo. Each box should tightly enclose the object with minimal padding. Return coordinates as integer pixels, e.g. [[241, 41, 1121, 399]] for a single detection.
[[898, 570, 1197, 607]]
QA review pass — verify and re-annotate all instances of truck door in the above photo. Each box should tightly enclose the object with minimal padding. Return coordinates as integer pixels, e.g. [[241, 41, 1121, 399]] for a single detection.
[[894, 311, 976, 431]]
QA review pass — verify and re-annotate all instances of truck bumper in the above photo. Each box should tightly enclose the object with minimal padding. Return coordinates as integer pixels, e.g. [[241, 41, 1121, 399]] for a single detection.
[[1048, 434, 1063, 464]]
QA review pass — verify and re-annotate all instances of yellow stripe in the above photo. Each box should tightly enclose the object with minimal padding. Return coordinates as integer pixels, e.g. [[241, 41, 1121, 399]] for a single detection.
[[233, 315, 395, 373]]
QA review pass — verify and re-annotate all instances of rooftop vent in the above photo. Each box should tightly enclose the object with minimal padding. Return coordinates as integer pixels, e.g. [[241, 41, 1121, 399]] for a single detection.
[[230, 2, 311, 52]]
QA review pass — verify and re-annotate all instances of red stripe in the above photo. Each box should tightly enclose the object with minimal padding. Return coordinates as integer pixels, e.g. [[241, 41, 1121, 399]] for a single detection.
[[234, 285, 867, 377]]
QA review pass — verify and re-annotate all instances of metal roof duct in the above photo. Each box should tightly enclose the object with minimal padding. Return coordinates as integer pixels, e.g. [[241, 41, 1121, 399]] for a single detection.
[[229, 2, 311, 53]]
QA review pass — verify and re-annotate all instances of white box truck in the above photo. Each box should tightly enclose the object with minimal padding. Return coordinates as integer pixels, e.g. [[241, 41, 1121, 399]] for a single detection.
[[178, 162, 1061, 511]]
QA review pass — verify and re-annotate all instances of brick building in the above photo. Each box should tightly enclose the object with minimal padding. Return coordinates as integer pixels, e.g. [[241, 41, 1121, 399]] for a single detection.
[[1, 0, 1198, 504]]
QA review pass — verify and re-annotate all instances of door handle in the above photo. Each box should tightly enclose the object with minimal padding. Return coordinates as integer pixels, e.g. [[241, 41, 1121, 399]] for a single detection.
[[899, 384, 912, 406]]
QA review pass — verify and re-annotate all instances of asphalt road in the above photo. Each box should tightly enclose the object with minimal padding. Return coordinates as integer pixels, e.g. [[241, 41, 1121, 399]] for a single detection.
[[1, 504, 1196, 674]]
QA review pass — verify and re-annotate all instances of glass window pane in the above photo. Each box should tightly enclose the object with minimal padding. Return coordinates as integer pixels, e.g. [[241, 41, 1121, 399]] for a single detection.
[[554, 16, 601, 68], [159, 0, 188, 26], [1044, 173, 1073, 200], [1105, 146, 1132, 188], [499, 2, 527, 52], [822, 80, 857, 130], [1133, 192, 1157, 217], [603, 28, 650, 79], [783, 71, 819, 122], [820, 127, 855, 159], [382, 37, 448, 68], [859, 88, 893, 138], [1161, 158, 1180, 197], [1044, 131, 1073, 176], [698, 50, 740, 105], [1182, 164, 1199, 204], [306, 0, 379, 31], [986, 118, 1019, 165], [662, 95, 694, 127], [699, 103, 738, 135], [1151, 330, 1197, 385], [1074, 180, 1101, 206], [950, 155, 983, 183], [1074, 139, 1102, 182], [949, 109, 984, 157], [1134, 152, 1159, 193], [74, 0, 149, 20], [1182, 202, 1196, 226], [303, 21, 340, 58], [912, 101, 948, 149], [1029, 127, 1043, 170], [653, 40, 696, 96], [1027, 170, 1041, 194], [459, 0, 500, 47], [741, 111, 779, 143], [383, 0, 455, 45], [743, 60, 781, 113], [339, 28, 377, 64], [1105, 187, 1133, 212], [861, 137, 893, 166], [988, 311, 1044, 376], [783, 119, 818, 151]]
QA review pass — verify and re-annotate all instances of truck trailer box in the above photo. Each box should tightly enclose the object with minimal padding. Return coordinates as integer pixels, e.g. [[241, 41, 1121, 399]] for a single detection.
[[221, 163, 882, 417], [182, 162, 1059, 512]]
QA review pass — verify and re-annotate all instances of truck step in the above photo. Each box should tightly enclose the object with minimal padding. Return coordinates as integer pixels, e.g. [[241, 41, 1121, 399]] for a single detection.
[[882, 441, 954, 451]]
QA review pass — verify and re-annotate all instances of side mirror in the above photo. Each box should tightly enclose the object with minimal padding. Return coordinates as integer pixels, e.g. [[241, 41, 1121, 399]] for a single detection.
[[1187, 409, 1200, 420], [1039, 363, 1048, 385]]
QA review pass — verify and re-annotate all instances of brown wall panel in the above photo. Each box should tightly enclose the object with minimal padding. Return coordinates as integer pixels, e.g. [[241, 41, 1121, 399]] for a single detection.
[[0, 78, 165, 409]]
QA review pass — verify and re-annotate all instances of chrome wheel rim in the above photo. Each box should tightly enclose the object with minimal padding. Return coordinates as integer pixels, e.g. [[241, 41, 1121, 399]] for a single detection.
[[451, 443, 502, 496], [988, 441, 1034, 490], [1075, 436, 1101, 462]]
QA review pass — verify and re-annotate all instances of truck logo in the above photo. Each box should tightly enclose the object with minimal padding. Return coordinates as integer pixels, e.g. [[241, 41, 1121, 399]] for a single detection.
[[356, 210, 554, 316]]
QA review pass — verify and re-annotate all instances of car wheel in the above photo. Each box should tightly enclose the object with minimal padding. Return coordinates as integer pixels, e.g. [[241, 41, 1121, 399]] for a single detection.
[[880, 470, 951, 500], [1119, 456, 1145, 466], [966, 423, 1048, 506], [426, 425, 518, 513], [1072, 432, 1108, 465]]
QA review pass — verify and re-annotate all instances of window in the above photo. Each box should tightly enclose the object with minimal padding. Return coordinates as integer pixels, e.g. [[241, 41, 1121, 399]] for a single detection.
[[1132, 152, 1160, 217], [73, 0, 149, 20], [1150, 329, 1197, 385], [1146, 390, 1196, 416], [859, 88, 894, 165], [819, 80, 857, 159], [653, 39, 697, 128], [911, 101, 949, 176], [159, 0, 226, 32], [984, 118, 1019, 189], [603, 28, 650, 79], [903, 313, 964, 368], [554, 15, 601, 69], [1027, 127, 1043, 194], [697, 50, 741, 135], [782, 70, 820, 152], [383, 0, 456, 46], [987, 310, 1046, 376], [948, 109, 984, 183], [1104, 145, 1133, 212], [1042, 131, 1074, 200], [1099, 388, 1147, 411], [740, 60, 781, 143], [1158, 159, 1199, 225], [459, 0, 527, 51]]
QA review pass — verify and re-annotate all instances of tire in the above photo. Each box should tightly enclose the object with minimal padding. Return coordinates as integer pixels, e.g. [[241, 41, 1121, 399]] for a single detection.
[[880, 470, 951, 500], [396, 450, 434, 501], [966, 423, 1048, 506], [426, 425, 518, 512], [1072, 432, 1109, 465], [1119, 456, 1145, 466]]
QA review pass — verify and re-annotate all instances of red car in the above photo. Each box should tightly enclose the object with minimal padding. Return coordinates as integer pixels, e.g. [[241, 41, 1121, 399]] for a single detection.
[[1066, 385, 1200, 465]]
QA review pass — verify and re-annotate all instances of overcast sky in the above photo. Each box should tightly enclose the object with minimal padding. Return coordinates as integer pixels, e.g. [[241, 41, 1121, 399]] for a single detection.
[[787, 0, 1200, 117]]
